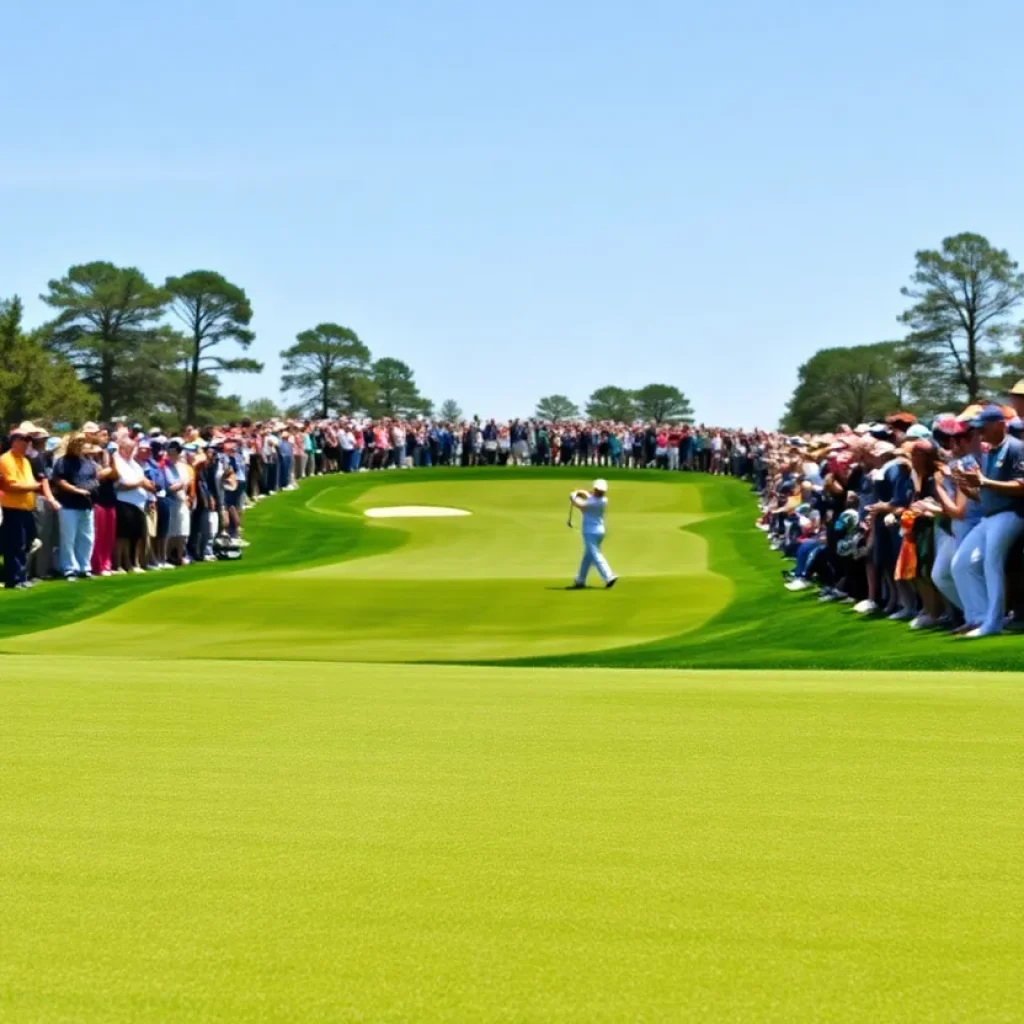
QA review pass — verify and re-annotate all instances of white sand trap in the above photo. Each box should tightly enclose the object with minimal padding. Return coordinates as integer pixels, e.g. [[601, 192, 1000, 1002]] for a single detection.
[[364, 505, 471, 519]]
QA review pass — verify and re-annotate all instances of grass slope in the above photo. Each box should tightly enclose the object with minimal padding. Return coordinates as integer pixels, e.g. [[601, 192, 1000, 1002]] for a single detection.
[[3, 658, 1023, 1023], [5, 467, 1024, 667]]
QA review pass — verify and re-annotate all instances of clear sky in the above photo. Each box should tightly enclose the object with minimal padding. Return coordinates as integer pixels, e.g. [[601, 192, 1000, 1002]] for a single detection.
[[4, 0, 1024, 428]]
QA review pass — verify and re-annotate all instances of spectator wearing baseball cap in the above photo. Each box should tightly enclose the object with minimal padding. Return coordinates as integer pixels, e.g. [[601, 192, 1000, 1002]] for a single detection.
[[950, 405, 1024, 637]]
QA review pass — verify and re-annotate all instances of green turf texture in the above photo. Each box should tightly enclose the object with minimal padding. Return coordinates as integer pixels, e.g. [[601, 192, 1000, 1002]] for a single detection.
[[5, 467, 1024, 668], [4, 469, 1024, 1021], [4, 659, 1023, 1023]]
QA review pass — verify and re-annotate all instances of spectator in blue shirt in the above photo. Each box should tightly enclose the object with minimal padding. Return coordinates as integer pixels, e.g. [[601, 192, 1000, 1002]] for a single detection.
[[951, 405, 1024, 637]]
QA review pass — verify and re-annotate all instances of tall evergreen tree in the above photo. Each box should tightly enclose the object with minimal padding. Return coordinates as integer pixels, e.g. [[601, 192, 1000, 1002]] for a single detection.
[[371, 358, 430, 417], [165, 270, 260, 424], [40, 262, 173, 420], [280, 324, 373, 417], [899, 233, 1024, 402]]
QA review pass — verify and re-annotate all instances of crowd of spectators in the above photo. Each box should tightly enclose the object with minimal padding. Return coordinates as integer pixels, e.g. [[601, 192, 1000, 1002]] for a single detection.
[[0, 415, 756, 591], [757, 381, 1024, 639]]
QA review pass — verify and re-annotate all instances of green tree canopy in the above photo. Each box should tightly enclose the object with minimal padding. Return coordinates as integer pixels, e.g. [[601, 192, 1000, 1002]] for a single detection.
[[439, 399, 463, 422], [899, 233, 1024, 403], [0, 296, 97, 430], [165, 270, 260, 424], [633, 384, 693, 423], [371, 357, 430, 418], [585, 385, 636, 422], [40, 261, 173, 421], [534, 394, 579, 420], [243, 397, 282, 422], [781, 343, 901, 433], [280, 324, 373, 417]]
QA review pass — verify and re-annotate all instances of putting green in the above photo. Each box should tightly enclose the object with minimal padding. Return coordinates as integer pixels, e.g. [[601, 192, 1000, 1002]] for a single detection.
[[4, 657, 1023, 1023], [7, 477, 733, 662]]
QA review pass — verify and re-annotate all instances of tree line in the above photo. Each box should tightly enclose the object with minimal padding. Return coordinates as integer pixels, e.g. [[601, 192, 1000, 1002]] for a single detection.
[[3, 260, 697, 430], [782, 232, 1024, 433], [0, 261, 433, 430], [534, 384, 694, 424]]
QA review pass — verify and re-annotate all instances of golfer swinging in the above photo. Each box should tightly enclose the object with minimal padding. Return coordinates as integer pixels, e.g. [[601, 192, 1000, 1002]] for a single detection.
[[569, 479, 617, 589]]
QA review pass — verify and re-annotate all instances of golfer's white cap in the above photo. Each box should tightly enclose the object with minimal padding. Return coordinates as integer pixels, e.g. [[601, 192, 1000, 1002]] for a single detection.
[[593, 478, 608, 492]]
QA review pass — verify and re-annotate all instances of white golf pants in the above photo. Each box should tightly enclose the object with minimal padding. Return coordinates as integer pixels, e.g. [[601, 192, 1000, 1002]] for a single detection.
[[576, 533, 614, 585]]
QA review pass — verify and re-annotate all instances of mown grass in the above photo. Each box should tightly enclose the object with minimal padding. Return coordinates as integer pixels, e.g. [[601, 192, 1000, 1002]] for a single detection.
[[5, 467, 1024, 669], [4, 659, 1023, 1023]]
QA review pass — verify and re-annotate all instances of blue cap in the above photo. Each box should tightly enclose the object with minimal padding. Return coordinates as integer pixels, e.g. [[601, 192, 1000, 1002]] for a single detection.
[[971, 404, 1006, 427], [1010, 418, 1024, 434]]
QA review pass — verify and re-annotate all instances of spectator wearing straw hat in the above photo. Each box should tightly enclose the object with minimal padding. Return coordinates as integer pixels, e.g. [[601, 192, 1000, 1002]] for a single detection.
[[0, 427, 42, 589]]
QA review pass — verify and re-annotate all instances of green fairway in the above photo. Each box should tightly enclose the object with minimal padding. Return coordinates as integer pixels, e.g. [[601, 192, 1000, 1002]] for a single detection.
[[3, 658, 1023, 1023], [4, 470, 1024, 1021], [6, 468, 1024, 669], [1, 474, 734, 662]]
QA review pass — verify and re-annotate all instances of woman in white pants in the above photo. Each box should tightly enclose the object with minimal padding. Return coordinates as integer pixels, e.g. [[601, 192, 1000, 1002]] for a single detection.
[[569, 479, 617, 589]]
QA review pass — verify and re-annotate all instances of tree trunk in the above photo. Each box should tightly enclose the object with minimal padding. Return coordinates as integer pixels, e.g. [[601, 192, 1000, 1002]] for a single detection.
[[100, 354, 114, 422], [186, 333, 201, 424]]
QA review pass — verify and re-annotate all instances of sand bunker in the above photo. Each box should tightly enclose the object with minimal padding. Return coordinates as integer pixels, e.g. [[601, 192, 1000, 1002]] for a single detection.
[[364, 506, 471, 519]]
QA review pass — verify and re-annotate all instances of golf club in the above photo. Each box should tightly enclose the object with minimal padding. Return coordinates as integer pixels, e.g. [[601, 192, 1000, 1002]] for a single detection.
[[567, 495, 575, 529]]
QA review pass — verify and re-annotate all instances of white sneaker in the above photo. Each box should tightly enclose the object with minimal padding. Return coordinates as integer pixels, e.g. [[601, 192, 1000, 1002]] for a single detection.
[[131, 566, 146, 574], [785, 578, 811, 592], [888, 608, 915, 622], [853, 599, 878, 615], [964, 627, 997, 639], [100, 570, 113, 577], [909, 614, 938, 631]]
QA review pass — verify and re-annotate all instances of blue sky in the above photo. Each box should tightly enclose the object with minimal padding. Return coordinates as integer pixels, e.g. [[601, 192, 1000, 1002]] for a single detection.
[[4, 0, 1024, 427]]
